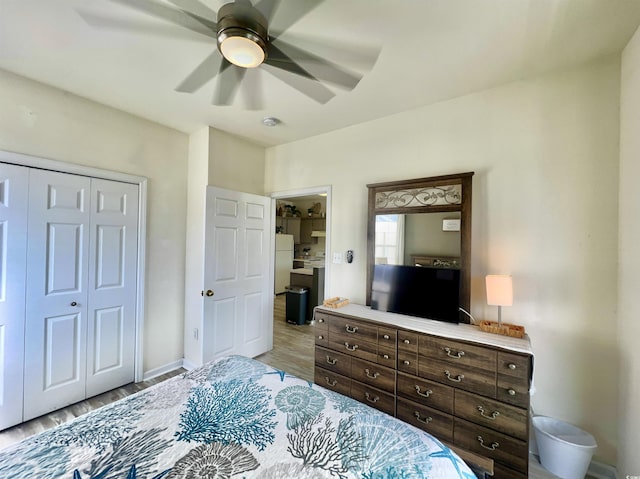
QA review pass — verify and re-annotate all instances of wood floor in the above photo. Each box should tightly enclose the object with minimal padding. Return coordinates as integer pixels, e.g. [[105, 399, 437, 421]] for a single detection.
[[0, 295, 576, 478]]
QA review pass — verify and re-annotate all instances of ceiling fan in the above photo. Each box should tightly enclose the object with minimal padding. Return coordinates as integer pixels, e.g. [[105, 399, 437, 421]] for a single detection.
[[80, 0, 378, 108]]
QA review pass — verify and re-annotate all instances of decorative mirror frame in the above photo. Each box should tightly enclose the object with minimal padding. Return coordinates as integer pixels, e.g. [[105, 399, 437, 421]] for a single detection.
[[366, 172, 474, 321]]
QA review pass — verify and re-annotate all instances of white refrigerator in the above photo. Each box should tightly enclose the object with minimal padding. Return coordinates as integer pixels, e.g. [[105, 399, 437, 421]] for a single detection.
[[274, 234, 294, 294]]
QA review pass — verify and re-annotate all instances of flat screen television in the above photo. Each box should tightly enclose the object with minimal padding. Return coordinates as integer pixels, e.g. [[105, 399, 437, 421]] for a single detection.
[[371, 264, 460, 323]]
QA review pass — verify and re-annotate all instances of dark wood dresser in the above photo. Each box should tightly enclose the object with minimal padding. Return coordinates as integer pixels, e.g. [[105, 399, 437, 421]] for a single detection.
[[313, 304, 533, 479]]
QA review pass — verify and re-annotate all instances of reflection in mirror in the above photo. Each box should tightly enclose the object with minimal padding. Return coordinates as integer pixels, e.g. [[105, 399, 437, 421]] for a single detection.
[[374, 212, 461, 266]]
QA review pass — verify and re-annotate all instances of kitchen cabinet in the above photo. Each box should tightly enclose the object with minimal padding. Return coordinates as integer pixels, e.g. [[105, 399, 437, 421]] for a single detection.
[[300, 218, 326, 244], [276, 217, 301, 243]]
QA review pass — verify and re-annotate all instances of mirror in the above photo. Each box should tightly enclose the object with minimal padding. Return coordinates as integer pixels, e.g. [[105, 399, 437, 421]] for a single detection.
[[366, 173, 473, 321], [374, 212, 461, 266]]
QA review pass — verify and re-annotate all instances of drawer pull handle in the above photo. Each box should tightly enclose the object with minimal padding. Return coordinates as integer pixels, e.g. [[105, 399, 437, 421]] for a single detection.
[[508, 363, 517, 370], [477, 436, 500, 451], [383, 334, 390, 340], [415, 386, 432, 398], [345, 325, 358, 333], [403, 339, 411, 344], [344, 342, 359, 352], [403, 360, 411, 365], [364, 392, 379, 403], [444, 370, 464, 382], [444, 347, 465, 358], [383, 354, 390, 360], [507, 388, 517, 396], [324, 377, 337, 387], [477, 406, 500, 420], [414, 411, 433, 424], [326, 356, 337, 365], [318, 335, 324, 340], [365, 369, 380, 379]]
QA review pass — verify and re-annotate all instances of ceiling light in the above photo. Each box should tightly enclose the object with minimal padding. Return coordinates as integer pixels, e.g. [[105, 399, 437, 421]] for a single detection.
[[262, 117, 280, 127], [217, 3, 268, 69]]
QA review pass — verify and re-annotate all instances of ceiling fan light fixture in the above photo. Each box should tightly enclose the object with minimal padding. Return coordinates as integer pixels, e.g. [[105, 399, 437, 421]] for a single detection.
[[217, 2, 268, 69], [220, 34, 265, 68]]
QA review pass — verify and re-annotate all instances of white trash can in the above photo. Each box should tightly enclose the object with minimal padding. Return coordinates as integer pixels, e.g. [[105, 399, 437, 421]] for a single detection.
[[532, 416, 597, 479]]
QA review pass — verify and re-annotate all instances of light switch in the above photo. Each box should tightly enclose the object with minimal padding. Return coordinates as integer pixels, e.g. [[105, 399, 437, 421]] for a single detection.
[[332, 252, 343, 264]]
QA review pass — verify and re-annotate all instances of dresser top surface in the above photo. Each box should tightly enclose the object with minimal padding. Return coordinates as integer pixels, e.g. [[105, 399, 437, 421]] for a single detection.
[[315, 304, 533, 355]]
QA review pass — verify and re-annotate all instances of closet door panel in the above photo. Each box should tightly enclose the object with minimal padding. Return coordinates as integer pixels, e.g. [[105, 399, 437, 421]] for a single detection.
[[86, 179, 138, 397], [24, 169, 91, 420], [0, 163, 28, 429]]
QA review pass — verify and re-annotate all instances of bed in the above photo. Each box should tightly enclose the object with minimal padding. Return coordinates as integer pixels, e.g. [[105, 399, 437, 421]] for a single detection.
[[0, 356, 478, 478]]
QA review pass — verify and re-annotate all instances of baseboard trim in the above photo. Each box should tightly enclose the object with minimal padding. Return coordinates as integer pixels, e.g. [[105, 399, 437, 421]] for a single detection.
[[142, 360, 184, 381], [181, 359, 199, 371], [588, 460, 618, 479]]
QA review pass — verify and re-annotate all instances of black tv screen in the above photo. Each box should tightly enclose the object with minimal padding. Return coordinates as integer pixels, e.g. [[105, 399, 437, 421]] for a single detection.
[[371, 264, 460, 323]]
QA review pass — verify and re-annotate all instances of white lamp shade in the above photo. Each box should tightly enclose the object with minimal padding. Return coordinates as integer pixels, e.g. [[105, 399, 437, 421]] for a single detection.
[[486, 275, 513, 306], [220, 36, 265, 68]]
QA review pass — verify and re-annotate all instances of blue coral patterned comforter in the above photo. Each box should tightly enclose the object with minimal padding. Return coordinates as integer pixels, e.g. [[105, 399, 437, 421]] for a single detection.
[[0, 356, 477, 478]]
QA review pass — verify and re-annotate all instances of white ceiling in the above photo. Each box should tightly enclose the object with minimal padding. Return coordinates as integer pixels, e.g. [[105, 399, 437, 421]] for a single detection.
[[2, 0, 639, 147]]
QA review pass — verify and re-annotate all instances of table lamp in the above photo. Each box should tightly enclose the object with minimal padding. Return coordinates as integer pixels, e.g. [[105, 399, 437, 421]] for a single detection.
[[485, 274, 513, 327]]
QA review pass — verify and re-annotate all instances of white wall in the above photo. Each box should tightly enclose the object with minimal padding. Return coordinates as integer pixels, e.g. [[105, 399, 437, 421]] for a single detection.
[[265, 58, 621, 464], [618, 26, 640, 476], [209, 128, 265, 195], [0, 70, 189, 374]]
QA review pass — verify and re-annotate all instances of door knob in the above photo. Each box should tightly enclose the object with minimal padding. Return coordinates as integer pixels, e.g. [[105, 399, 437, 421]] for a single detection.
[[205, 290, 214, 297], [70, 301, 78, 307]]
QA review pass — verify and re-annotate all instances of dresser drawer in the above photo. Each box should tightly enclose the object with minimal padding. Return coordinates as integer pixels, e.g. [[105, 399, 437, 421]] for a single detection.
[[377, 346, 396, 368], [350, 381, 395, 416], [315, 346, 351, 377], [329, 316, 378, 344], [378, 327, 397, 348], [398, 331, 419, 353], [397, 397, 453, 442], [497, 352, 530, 381], [419, 358, 496, 398], [419, 336, 497, 372], [313, 311, 331, 331], [497, 376, 530, 409], [315, 366, 351, 397], [454, 390, 528, 440], [454, 418, 528, 474], [398, 351, 418, 375], [397, 372, 453, 414], [329, 337, 378, 363], [351, 357, 396, 393], [314, 330, 329, 348], [493, 462, 528, 479]]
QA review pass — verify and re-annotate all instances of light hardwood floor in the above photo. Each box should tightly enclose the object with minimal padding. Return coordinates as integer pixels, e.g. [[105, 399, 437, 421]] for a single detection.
[[0, 294, 571, 478]]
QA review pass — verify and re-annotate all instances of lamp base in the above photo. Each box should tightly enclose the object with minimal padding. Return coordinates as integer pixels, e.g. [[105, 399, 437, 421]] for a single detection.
[[478, 320, 525, 339]]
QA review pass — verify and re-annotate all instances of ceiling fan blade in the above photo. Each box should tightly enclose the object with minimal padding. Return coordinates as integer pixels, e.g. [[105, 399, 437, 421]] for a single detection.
[[262, 63, 334, 104], [269, 0, 324, 33], [76, 10, 215, 41], [240, 68, 264, 110], [176, 50, 224, 93], [270, 38, 362, 89], [254, 0, 282, 23], [265, 43, 318, 82], [106, 0, 214, 37], [213, 60, 247, 105], [165, 0, 217, 23]]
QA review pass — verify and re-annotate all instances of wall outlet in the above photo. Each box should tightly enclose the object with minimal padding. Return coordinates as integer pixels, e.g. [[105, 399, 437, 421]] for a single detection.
[[332, 252, 343, 264]]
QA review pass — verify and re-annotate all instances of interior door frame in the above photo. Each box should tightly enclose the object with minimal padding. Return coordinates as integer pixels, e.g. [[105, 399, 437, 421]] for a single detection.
[[0, 149, 148, 382], [270, 185, 332, 299]]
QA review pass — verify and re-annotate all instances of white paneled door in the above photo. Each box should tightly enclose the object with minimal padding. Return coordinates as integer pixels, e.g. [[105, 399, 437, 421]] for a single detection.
[[0, 164, 29, 430], [202, 187, 273, 363], [23, 169, 138, 421]]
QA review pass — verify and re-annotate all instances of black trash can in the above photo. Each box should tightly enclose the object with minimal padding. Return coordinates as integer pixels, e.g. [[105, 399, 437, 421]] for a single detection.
[[286, 286, 308, 325]]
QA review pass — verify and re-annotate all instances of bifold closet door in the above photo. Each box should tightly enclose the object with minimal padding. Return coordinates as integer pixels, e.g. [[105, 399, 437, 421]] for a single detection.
[[0, 164, 29, 430], [85, 178, 138, 398], [23, 170, 139, 420], [24, 169, 91, 420]]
